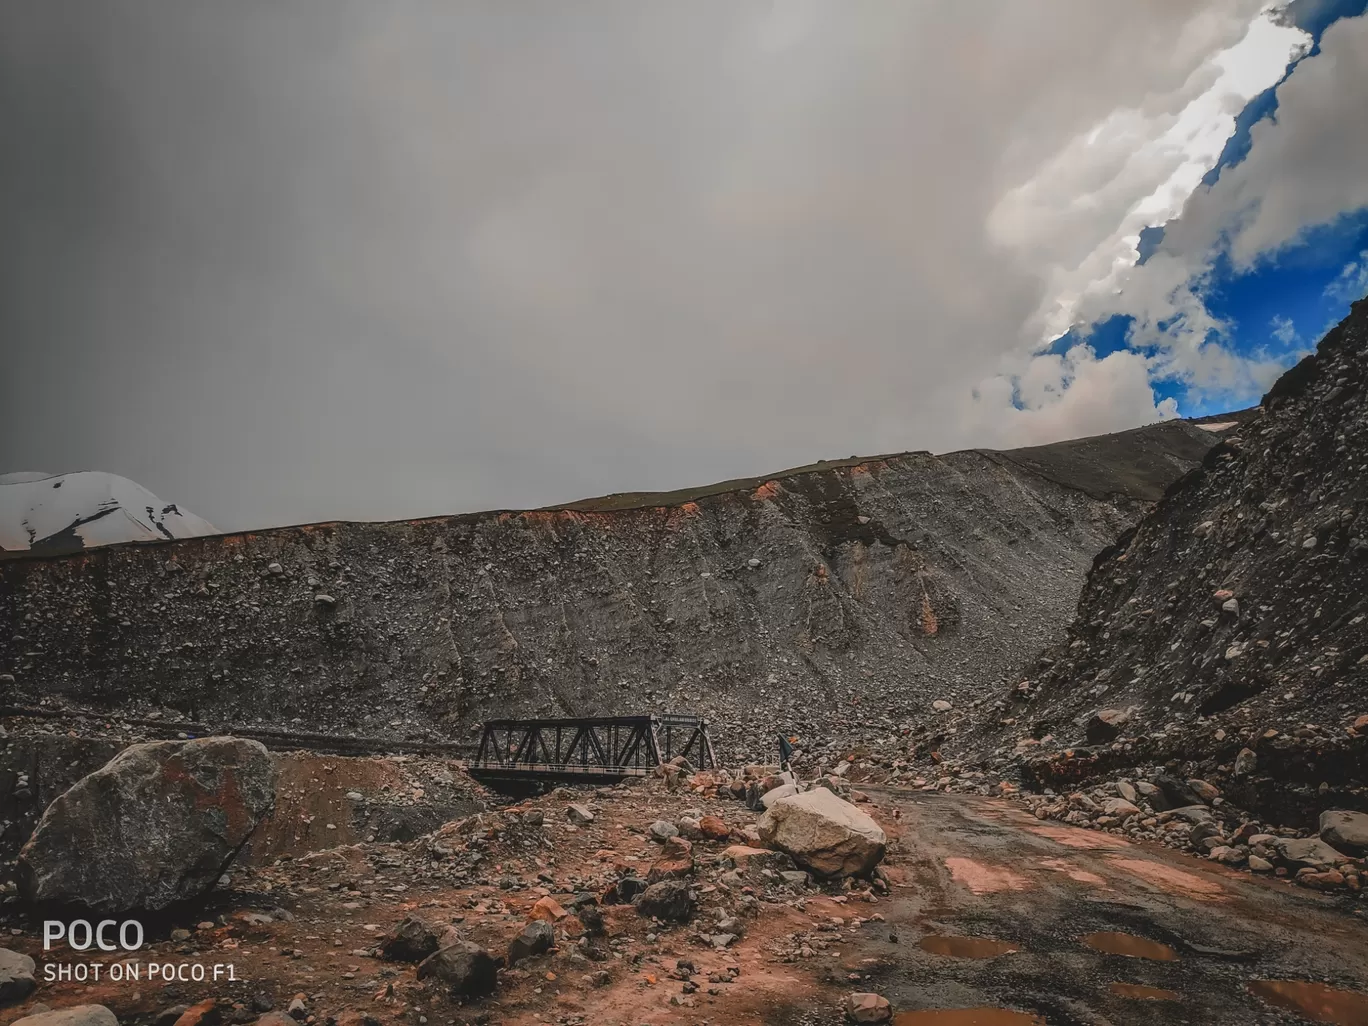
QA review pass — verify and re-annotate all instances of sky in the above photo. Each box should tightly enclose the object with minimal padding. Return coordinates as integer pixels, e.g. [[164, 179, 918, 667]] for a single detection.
[[2, 1, 1367, 531]]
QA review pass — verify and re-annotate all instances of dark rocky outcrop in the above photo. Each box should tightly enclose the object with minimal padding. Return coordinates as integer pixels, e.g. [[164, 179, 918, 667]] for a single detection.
[[990, 297, 1368, 823], [18, 736, 277, 912], [0, 423, 1219, 758]]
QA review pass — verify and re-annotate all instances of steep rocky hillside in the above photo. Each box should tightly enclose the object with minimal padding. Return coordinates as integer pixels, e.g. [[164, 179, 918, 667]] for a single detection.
[[985, 298, 1368, 820], [0, 423, 1219, 760]]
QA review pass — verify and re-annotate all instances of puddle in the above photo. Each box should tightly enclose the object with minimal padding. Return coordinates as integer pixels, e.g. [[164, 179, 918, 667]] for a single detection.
[[1081, 931, 1178, 961], [919, 935, 1021, 959], [944, 857, 1029, 894], [1109, 983, 1180, 1001], [1248, 980, 1368, 1025], [893, 1009, 1044, 1026]]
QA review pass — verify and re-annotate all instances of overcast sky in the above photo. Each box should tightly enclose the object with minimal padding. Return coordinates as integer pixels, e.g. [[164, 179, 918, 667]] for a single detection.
[[3, 1, 1366, 531]]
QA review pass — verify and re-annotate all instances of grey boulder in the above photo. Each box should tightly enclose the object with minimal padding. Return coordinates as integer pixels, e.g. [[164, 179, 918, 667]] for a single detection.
[[1319, 810, 1368, 857], [12, 1007, 119, 1026], [757, 788, 886, 877], [0, 947, 36, 1004], [19, 737, 277, 913], [1274, 836, 1349, 869]]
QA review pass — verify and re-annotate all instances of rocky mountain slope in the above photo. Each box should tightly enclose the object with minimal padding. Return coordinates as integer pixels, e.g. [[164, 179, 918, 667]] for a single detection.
[[979, 297, 1368, 822], [0, 471, 217, 556], [0, 423, 1220, 760]]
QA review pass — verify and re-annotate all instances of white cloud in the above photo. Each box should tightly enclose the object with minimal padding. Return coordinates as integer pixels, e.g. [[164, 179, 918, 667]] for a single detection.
[[1270, 314, 1300, 344], [990, 6, 1310, 346], [1325, 249, 1368, 303], [966, 346, 1179, 448]]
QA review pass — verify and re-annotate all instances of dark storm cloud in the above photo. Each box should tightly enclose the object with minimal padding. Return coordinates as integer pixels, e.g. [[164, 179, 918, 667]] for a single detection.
[[0, 2, 1273, 529]]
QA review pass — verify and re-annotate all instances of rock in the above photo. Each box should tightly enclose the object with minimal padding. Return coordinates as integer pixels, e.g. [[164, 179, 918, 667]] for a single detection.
[[602, 876, 648, 905], [1233, 748, 1257, 778], [676, 817, 704, 840], [507, 921, 555, 966], [1115, 781, 1138, 803], [757, 788, 886, 877], [780, 870, 810, 887], [12, 1007, 119, 1026], [1319, 810, 1368, 857], [565, 804, 595, 825], [1351, 714, 1368, 735], [1248, 855, 1273, 872], [19, 737, 276, 912], [1154, 773, 1203, 809], [760, 783, 800, 809], [253, 1016, 296, 1026], [1221, 597, 1240, 616], [529, 896, 568, 922], [635, 879, 696, 922], [698, 815, 730, 841], [1297, 870, 1345, 891], [1102, 798, 1140, 818], [1164, 805, 1213, 825], [1086, 709, 1130, 744], [719, 845, 795, 874], [931, 700, 952, 712], [416, 940, 498, 998], [1188, 822, 1223, 849], [844, 992, 893, 1023], [0, 948, 36, 1005], [1186, 779, 1221, 803], [648, 820, 679, 842], [378, 915, 443, 963], [1274, 836, 1348, 869], [648, 836, 694, 883]]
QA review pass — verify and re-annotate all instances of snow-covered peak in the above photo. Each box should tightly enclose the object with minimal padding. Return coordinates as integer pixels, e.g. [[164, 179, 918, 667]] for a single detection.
[[0, 471, 217, 556]]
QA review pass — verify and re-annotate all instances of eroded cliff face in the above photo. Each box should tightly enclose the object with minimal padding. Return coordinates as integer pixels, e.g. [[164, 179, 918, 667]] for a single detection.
[[0, 423, 1219, 759]]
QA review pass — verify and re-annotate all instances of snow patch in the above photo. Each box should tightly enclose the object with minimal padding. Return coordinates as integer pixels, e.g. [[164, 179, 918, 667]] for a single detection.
[[0, 471, 217, 554]]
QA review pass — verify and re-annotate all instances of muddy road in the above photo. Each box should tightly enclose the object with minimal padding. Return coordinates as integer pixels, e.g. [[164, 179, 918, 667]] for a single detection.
[[812, 789, 1368, 1026]]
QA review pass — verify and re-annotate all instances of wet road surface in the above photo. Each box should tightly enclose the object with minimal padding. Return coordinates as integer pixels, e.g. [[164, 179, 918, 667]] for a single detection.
[[790, 789, 1368, 1026]]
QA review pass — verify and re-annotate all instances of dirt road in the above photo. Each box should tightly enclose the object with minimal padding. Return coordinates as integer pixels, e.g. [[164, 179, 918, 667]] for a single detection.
[[814, 788, 1368, 1026]]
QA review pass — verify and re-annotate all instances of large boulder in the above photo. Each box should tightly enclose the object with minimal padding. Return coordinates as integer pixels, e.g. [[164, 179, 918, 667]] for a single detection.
[[12, 1007, 119, 1026], [757, 788, 886, 877], [19, 737, 277, 913], [1320, 810, 1368, 857], [0, 947, 36, 1004], [416, 940, 498, 998], [1273, 836, 1349, 869]]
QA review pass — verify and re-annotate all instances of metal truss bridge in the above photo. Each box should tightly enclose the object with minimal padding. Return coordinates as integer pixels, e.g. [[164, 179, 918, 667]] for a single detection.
[[467, 713, 717, 786]]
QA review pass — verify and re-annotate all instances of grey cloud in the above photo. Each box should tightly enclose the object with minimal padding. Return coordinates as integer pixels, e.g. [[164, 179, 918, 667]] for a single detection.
[[0, 1, 1278, 529]]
